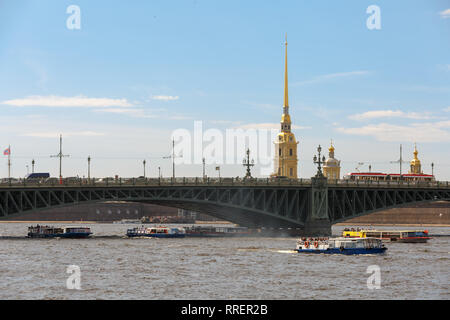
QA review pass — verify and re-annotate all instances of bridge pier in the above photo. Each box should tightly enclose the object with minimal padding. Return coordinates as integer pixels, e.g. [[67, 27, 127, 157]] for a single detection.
[[302, 176, 332, 236]]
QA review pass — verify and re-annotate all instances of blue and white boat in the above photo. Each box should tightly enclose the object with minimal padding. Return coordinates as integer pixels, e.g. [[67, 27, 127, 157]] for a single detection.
[[296, 237, 387, 255], [27, 225, 92, 238], [126, 226, 186, 238]]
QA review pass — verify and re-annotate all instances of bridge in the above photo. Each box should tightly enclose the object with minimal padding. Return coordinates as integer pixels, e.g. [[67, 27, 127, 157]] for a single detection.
[[1, 177, 449, 235]]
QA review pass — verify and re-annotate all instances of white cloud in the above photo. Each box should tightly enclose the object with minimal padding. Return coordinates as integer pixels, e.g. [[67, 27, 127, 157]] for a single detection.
[[293, 71, 369, 86], [1, 95, 132, 108], [94, 108, 158, 118], [21, 131, 106, 138], [151, 95, 179, 101], [439, 9, 450, 19], [337, 121, 450, 142], [349, 110, 435, 121], [445, 106, 450, 112]]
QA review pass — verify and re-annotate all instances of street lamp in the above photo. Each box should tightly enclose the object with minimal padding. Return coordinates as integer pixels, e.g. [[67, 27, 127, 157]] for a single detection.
[[143, 159, 146, 178], [313, 145, 326, 177], [87, 156, 91, 183], [242, 148, 255, 179]]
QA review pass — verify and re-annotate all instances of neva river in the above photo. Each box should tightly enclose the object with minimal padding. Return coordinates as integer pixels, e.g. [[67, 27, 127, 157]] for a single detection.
[[0, 223, 448, 300]]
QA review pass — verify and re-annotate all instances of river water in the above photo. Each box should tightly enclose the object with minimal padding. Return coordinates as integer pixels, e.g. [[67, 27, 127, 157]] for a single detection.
[[0, 223, 448, 300]]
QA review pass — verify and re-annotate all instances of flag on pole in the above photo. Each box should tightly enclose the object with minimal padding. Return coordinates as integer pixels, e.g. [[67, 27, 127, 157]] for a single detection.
[[3, 147, 10, 156]]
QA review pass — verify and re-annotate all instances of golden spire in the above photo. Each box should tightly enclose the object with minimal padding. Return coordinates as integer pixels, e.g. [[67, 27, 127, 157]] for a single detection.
[[413, 142, 418, 159], [283, 33, 289, 110]]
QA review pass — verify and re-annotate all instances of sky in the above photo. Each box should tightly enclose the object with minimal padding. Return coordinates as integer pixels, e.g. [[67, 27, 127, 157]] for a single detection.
[[0, 0, 449, 180]]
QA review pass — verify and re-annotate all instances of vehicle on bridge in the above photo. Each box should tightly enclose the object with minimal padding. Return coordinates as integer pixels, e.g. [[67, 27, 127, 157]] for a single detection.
[[27, 225, 92, 238], [342, 228, 431, 243], [296, 237, 387, 255], [344, 172, 435, 182], [25, 172, 50, 180], [126, 226, 186, 238]]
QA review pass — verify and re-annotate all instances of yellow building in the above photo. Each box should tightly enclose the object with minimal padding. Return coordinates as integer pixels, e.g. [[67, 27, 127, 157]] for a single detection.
[[272, 36, 299, 178], [323, 141, 341, 180], [409, 143, 422, 174]]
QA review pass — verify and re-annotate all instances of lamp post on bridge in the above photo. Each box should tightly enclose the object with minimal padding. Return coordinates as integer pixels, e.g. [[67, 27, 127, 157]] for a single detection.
[[87, 156, 91, 183], [313, 145, 326, 178], [242, 148, 254, 179], [50, 134, 69, 184], [143, 159, 146, 178]]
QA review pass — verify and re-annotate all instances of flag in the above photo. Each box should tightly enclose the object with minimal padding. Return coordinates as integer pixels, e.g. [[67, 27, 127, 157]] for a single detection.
[[215, 166, 220, 170], [3, 147, 10, 156]]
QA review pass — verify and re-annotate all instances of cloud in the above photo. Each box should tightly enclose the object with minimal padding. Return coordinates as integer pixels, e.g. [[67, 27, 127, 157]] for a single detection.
[[94, 108, 158, 118], [337, 121, 450, 142], [439, 9, 450, 19], [349, 110, 435, 121], [21, 131, 106, 138], [94, 107, 191, 120], [236, 123, 311, 130], [445, 106, 450, 112], [293, 71, 369, 86], [151, 95, 179, 101], [1, 95, 132, 108]]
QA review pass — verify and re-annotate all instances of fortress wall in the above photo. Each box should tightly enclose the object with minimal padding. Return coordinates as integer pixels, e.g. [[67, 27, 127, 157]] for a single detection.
[[340, 201, 450, 225]]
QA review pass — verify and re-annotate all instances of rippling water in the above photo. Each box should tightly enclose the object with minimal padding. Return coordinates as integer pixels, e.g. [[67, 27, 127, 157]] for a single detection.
[[0, 223, 448, 300]]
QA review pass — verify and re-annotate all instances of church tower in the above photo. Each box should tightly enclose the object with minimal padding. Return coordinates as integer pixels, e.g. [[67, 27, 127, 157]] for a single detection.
[[409, 143, 422, 174], [272, 35, 299, 178], [323, 140, 341, 180]]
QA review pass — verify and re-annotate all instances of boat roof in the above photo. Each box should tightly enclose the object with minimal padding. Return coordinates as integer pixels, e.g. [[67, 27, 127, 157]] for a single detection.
[[357, 229, 427, 232]]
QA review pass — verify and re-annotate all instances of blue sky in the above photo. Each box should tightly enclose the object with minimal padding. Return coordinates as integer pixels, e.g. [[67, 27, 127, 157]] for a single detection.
[[0, 0, 449, 179]]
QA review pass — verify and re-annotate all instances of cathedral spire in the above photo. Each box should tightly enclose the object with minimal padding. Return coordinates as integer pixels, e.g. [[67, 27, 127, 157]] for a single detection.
[[283, 33, 289, 112]]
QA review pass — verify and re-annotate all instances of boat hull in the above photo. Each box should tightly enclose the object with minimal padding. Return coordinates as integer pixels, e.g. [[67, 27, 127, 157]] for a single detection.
[[27, 232, 91, 238], [297, 247, 387, 255], [127, 233, 185, 238]]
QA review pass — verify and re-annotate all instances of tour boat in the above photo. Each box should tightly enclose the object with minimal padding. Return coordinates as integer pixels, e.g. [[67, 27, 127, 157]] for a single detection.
[[126, 226, 186, 238], [296, 237, 387, 255], [184, 225, 253, 237], [342, 228, 431, 243], [27, 225, 92, 238]]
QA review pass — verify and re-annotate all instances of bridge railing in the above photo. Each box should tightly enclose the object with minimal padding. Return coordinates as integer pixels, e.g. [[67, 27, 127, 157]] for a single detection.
[[0, 177, 449, 188]]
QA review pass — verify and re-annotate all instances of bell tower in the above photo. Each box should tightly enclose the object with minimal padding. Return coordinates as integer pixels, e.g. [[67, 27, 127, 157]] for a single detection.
[[272, 35, 299, 178]]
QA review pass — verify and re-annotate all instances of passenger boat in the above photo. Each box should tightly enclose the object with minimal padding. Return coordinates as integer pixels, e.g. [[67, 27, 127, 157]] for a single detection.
[[184, 225, 252, 237], [27, 225, 92, 238], [126, 226, 186, 238], [342, 228, 431, 243], [296, 237, 387, 255]]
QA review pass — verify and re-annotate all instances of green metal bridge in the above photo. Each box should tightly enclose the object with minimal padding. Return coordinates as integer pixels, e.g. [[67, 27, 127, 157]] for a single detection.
[[1, 177, 449, 235]]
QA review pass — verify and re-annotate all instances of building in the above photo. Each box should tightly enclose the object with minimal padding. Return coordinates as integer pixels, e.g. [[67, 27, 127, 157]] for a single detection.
[[409, 143, 422, 174], [272, 36, 299, 178], [323, 141, 341, 180]]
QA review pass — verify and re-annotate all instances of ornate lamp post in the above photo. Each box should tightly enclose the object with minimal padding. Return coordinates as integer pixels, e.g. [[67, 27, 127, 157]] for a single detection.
[[242, 148, 255, 179], [313, 145, 326, 178]]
